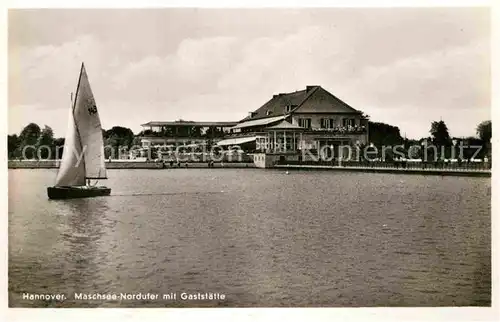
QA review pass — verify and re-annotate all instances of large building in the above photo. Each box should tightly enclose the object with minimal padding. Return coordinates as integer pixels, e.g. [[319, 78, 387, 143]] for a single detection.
[[138, 85, 368, 166], [139, 121, 237, 148], [217, 85, 368, 166], [136, 121, 237, 159]]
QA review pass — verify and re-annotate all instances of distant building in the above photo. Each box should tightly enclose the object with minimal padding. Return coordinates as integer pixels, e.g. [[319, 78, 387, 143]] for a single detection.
[[139, 121, 237, 147], [136, 121, 237, 159], [137, 85, 368, 165], [217, 85, 368, 166]]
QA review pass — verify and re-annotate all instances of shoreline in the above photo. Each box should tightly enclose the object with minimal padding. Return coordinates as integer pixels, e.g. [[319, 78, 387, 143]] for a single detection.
[[7, 160, 256, 169], [274, 164, 491, 177], [8, 160, 491, 177]]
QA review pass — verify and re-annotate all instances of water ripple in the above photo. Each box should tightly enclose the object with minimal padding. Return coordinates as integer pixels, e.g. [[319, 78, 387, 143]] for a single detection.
[[8, 169, 491, 307]]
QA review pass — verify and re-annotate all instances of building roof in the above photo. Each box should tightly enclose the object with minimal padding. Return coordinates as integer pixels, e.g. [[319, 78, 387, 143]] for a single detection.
[[292, 86, 361, 114], [231, 115, 286, 130], [241, 87, 314, 121], [141, 121, 238, 127], [241, 85, 362, 122], [217, 136, 257, 146], [265, 120, 304, 131]]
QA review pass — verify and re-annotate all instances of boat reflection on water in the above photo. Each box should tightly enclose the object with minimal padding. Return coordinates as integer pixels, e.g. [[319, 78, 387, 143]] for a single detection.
[[56, 197, 114, 307]]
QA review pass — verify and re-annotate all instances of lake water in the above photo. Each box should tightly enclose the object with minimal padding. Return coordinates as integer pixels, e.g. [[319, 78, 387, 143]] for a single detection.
[[8, 168, 491, 307]]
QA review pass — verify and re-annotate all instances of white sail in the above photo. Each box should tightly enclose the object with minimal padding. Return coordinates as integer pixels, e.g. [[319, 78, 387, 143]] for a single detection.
[[72, 63, 107, 179], [55, 102, 86, 186]]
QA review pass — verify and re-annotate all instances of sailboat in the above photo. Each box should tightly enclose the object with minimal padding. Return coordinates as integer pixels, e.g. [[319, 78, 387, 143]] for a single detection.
[[47, 63, 111, 199]]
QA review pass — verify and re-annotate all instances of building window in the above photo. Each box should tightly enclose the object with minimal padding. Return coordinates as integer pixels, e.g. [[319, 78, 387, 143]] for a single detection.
[[322, 118, 335, 129], [341, 118, 348, 127], [299, 118, 312, 129], [342, 118, 356, 127], [266, 110, 273, 116], [321, 118, 333, 129], [285, 106, 291, 113]]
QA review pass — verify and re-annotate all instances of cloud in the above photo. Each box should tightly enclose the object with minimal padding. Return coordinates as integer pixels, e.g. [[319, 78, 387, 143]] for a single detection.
[[9, 34, 108, 108], [8, 34, 121, 136], [335, 38, 490, 138], [8, 9, 490, 138], [345, 38, 489, 106], [8, 104, 67, 136], [111, 36, 240, 101]]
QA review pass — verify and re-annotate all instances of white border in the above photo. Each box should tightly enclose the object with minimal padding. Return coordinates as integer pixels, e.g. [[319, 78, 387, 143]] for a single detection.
[[3, 0, 496, 8], [0, 1, 7, 320], [2, 1, 498, 321]]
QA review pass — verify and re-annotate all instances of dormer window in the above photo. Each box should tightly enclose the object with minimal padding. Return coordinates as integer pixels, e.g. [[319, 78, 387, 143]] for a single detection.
[[266, 110, 273, 116], [285, 105, 291, 113]]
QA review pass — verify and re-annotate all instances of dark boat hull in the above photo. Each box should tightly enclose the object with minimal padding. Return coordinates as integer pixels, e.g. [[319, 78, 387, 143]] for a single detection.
[[47, 186, 111, 200]]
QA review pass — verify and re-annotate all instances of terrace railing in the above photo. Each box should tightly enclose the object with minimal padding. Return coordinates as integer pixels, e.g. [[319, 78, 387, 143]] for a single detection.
[[279, 159, 491, 171], [305, 126, 367, 134], [138, 131, 228, 138]]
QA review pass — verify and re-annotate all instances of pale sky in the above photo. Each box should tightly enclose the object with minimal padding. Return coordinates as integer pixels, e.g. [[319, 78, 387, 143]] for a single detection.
[[8, 8, 490, 139]]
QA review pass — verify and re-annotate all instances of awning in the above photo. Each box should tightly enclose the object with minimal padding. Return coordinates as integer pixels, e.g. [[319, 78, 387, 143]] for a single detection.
[[231, 115, 286, 130], [217, 136, 257, 146], [141, 121, 238, 127], [266, 120, 304, 130]]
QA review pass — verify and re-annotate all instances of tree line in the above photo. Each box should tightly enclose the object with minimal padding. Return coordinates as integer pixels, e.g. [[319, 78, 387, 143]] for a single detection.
[[367, 119, 491, 161], [7, 123, 140, 160], [7, 119, 492, 160]]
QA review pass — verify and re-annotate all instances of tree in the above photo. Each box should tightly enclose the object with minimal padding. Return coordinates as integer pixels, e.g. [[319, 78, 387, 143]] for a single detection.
[[476, 120, 492, 160], [53, 137, 65, 159], [461, 136, 487, 159], [430, 120, 451, 147], [476, 120, 491, 143], [104, 126, 135, 148], [18, 123, 41, 159], [36, 125, 54, 159], [103, 126, 135, 159], [8, 134, 19, 159], [368, 122, 404, 147], [19, 123, 41, 144], [104, 136, 119, 159], [131, 136, 142, 147]]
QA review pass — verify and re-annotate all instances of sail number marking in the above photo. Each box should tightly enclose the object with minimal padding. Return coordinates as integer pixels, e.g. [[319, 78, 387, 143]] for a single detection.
[[88, 104, 98, 115]]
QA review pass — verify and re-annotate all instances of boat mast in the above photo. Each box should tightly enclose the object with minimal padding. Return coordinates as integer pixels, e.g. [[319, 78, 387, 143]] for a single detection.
[[72, 63, 89, 186]]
